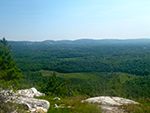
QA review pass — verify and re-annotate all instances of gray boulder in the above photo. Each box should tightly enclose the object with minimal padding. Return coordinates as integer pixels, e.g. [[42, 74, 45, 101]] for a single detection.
[[0, 87, 50, 113], [82, 96, 139, 113], [82, 96, 139, 105]]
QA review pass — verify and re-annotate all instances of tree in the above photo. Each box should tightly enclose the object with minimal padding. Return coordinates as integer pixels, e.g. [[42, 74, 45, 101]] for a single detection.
[[109, 74, 125, 97], [44, 72, 68, 97], [0, 37, 22, 89]]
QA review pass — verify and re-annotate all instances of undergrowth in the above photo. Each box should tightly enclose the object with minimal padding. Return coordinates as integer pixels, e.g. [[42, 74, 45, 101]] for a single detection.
[[0, 102, 27, 113], [36, 95, 101, 113]]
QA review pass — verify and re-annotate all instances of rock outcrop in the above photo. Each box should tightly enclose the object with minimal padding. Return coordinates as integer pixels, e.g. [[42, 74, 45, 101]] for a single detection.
[[16, 87, 45, 98], [0, 87, 50, 113], [82, 96, 139, 113], [82, 96, 139, 105]]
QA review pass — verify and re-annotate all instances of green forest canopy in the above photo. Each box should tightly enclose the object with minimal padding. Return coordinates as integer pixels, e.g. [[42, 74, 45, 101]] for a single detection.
[[10, 39, 150, 76], [6, 39, 150, 98]]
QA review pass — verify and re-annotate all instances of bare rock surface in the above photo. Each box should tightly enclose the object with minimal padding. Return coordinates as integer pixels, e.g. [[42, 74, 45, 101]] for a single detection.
[[82, 96, 139, 113], [0, 87, 50, 113], [100, 105, 125, 113], [53, 97, 61, 100], [82, 96, 122, 105], [16, 87, 45, 98], [112, 97, 139, 105]]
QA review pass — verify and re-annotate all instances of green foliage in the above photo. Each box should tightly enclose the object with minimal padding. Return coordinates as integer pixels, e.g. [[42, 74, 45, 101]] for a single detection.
[[40, 70, 150, 98], [10, 39, 150, 76], [124, 75, 150, 98], [18, 71, 48, 90], [42, 72, 69, 97], [7, 39, 150, 98], [0, 38, 22, 89]]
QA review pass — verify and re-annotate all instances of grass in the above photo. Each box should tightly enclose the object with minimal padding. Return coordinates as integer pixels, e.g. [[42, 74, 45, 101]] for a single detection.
[[0, 102, 27, 113], [36, 95, 101, 113], [116, 72, 138, 83], [40, 70, 98, 80]]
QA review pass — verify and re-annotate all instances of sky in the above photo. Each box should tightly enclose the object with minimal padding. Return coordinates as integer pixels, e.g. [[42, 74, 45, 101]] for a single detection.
[[0, 0, 150, 41]]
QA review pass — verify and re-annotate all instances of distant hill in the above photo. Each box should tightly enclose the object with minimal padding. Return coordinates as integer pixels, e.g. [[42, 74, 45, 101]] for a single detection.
[[8, 38, 150, 50]]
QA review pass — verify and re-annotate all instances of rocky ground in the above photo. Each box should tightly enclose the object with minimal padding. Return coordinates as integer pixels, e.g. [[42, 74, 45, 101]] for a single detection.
[[0, 88, 140, 113]]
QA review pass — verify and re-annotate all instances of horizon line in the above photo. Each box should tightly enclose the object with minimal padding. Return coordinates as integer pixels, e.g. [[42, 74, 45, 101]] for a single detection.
[[6, 37, 150, 42]]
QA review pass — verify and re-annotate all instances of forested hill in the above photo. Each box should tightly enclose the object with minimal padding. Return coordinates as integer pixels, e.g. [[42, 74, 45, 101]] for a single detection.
[[9, 38, 150, 49], [9, 39, 150, 76]]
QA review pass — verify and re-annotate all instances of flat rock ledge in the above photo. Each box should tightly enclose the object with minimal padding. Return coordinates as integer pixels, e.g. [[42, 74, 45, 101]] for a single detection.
[[0, 87, 50, 113], [82, 96, 139, 113]]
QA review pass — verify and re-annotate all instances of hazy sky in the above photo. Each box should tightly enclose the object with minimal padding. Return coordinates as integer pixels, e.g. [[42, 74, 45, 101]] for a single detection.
[[0, 0, 150, 41]]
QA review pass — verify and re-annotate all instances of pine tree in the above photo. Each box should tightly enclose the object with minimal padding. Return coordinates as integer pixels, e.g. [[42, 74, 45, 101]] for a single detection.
[[44, 72, 68, 97], [0, 37, 22, 89]]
